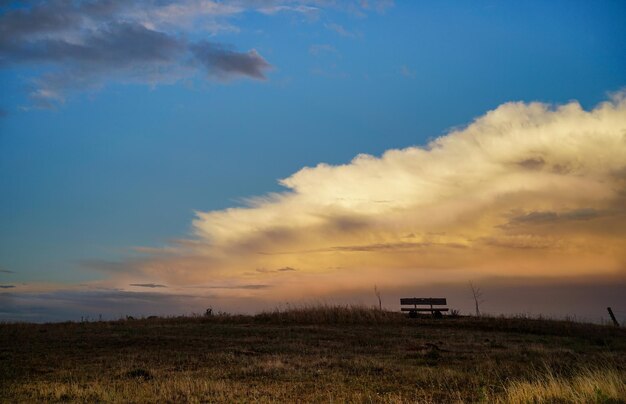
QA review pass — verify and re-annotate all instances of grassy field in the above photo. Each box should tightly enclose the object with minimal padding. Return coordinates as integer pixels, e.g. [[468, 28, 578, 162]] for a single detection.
[[1, 305, 625, 403]]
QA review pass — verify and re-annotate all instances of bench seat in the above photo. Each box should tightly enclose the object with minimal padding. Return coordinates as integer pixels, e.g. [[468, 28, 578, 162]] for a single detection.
[[400, 297, 448, 318]]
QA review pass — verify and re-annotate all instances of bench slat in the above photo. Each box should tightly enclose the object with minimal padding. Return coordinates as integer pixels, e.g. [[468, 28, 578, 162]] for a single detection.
[[400, 298, 447, 305], [401, 308, 449, 312]]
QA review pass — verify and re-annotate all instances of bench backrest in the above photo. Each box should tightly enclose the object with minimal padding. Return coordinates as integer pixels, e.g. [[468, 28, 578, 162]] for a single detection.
[[400, 298, 447, 306]]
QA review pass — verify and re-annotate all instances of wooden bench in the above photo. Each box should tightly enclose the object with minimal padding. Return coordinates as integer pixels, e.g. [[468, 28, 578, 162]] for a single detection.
[[401, 298, 448, 318]]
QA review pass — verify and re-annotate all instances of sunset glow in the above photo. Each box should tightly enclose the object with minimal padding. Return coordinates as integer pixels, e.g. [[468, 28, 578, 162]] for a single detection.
[[1, 1, 625, 322]]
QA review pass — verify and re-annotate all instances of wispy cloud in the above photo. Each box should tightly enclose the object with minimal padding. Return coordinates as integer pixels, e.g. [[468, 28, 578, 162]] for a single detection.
[[0, 285, 16, 289], [193, 284, 270, 290], [0, 268, 15, 274], [105, 93, 626, 299], [325, 22, 360, 38], [257, 5, 320, 19], [400, 65, 415, 79], [506, 208, 606, 226], [256, 267, 297, 274], [129, 283, 168, 288]]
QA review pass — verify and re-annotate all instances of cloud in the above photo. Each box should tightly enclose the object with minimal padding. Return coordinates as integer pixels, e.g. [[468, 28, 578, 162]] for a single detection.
[[516, 156, 546, 170], [194, 284, 270, 290], [277, 266, 297, 272], [129, 283, 168, 288], [3, 21, 191, 107], [506, 208, 605, 226], [0, 268, 14, 274], [0, 285, 15, 288], [325, 22, 359, 38], [257, 5, 320, 19], [0, 0, 386, 107], [256, 266, 297, 273], [191, 42, 271, 80], [400, 65, 415, 79], [105, 93, 626, 300]]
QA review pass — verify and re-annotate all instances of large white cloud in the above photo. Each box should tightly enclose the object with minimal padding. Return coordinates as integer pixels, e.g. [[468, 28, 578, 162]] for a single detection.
[[82, 93, 626, 300]]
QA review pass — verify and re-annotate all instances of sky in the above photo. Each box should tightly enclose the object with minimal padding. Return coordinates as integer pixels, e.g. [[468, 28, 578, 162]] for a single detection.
[[1, 0, 625, 323]]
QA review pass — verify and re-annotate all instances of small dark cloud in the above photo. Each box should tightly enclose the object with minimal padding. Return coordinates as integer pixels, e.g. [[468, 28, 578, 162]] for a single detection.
[[324, 215, 370, 233], [236, 226, 299, 254], [511, 211, 559, 224], [329, 241, 466, 252], [129, 283, 167, 288], [256, 266, 297, 274], [0, 268, 15, 274], [481, 236, 554, 250], [193, 284, 269, 290], [551, 164, 571, 174], [517, 157, 545, 170], [561, 208, 604, 221], [517, 158, 575, 174], [0, 285, 15, 288], [507, 208, 604, 226], [332, 242, 430, 252], [191, 41, 271, 80], [262, 241, 466, 255], [277, 266, 296, 272]]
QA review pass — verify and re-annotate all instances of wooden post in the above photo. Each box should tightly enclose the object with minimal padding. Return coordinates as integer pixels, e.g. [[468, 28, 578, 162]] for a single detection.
[[607, 307, 619, 327]]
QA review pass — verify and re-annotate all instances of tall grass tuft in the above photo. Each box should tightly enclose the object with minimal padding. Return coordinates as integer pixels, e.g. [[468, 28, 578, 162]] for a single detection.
[[496, 367, 626, 403]]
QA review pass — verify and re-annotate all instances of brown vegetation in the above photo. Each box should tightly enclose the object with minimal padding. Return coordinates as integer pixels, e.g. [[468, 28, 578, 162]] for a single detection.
[[1, 305, 625, 403]]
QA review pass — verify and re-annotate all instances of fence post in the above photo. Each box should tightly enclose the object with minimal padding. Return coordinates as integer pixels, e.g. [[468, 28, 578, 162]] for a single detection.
[[607, 307, 619, 327]]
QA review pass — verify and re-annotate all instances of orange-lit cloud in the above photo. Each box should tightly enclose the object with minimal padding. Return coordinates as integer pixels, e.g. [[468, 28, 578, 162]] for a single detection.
[[101, 93, 626, 302]]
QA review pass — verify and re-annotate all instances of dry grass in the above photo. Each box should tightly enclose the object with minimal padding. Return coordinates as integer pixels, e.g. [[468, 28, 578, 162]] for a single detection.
[[496, 367, 626, 403], [1, 305, 625, 403], [255, 303, 407, 324]]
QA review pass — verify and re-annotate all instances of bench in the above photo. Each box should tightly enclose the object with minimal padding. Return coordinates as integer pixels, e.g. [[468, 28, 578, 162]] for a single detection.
[[401, 297, 448, 318]]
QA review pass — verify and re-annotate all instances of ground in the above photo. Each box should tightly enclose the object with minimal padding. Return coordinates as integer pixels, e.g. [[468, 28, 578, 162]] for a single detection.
[[1, 306, 625, 403]]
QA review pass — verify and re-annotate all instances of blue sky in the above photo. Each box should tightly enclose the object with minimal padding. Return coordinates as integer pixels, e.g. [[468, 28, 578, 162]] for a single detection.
[[1, 1, 625, 321]]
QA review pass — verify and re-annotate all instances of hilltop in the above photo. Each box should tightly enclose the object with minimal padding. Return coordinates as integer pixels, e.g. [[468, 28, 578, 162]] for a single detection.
[[1, 306, 625, 403]]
